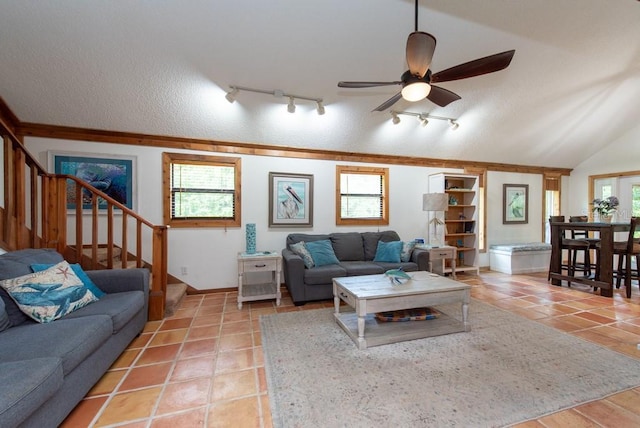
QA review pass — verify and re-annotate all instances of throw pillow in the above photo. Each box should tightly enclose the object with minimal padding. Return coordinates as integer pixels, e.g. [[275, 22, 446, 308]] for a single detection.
[[0, 260, 99, 323], [289, 241, 315, 269], [401, 240, 416, 262], [305, 240, 340, 267], [31, 263, 105, 298], [373, 240, 403, 263]]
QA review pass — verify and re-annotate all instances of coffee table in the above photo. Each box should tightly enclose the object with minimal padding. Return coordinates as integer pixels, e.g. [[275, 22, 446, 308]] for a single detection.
[[333, 271, 470, 349]]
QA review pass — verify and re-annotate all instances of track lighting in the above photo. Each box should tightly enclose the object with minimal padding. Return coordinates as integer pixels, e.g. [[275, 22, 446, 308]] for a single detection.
[[225, 87, 239, 103], [224, 85, 324, 115], [390, 110, 459, 129]]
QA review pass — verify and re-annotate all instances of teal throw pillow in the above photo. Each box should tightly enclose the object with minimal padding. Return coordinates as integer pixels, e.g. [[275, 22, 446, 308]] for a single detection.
[[305, 240, 340, 267], [401, 240, 416, 262], [289, 241, 315, 269], [31, 263, 105, 298], [373, 240, 403, 263], [0, 260, 100, 323]]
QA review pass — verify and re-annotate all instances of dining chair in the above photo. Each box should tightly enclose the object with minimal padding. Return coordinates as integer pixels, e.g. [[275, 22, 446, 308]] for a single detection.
[[569, 215, 599, 275], [606, 217, 640, 298], [548, 215, 591, 285]]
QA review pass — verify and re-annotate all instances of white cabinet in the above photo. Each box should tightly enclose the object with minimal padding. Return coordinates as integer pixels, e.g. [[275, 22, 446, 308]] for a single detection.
[[428, 173, 480, 275]]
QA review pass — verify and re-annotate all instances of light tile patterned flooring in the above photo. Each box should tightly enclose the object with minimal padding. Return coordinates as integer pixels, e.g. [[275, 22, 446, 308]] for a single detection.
[[61, 272, 640, 427]]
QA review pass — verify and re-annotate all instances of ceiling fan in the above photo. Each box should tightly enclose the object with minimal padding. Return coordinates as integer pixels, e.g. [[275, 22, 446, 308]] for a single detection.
[[337, 0, 515, 112]]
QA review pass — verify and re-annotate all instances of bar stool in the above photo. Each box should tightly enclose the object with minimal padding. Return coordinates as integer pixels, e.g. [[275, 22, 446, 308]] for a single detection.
[[548, 216, 591, 285], [569, 215, 600, 276], [600, 217, 640, 298]]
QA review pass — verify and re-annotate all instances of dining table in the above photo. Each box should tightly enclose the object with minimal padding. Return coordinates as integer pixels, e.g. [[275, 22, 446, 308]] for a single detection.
[[549, 221, 631, 297]]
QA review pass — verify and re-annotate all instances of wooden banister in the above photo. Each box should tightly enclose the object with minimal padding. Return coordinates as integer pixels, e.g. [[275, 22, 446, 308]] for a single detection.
[[1, 116, 168, 320]]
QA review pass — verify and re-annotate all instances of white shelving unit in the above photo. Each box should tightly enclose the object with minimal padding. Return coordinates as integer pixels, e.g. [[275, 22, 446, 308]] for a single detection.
[[428, 173, 480, 276]]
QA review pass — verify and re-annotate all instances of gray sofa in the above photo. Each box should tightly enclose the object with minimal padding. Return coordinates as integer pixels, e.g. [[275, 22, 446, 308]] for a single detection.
[[0, 248, 149, 428], [282, 231, 428, 305]]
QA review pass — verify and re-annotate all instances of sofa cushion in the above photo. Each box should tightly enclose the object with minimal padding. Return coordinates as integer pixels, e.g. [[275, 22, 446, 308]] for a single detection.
[[305, 240, 340, 267], [289, 241, 315, 269], [304, 264, 347, 285], [0, 249, 64, 327], [373, 261, 419, 272], [0, 315, 112, 375], [31, 263, 106, 298], [373, 240, 403, 263], [0, 261, 100, 323], [401, 240, 416, 262], [0, 358, 63, 428], [330, 232, 364, 261], [62, 290, 144, 333], [339, 261, 385, 276], [287, 233, 331, 247], [0, 298, 10, 332]]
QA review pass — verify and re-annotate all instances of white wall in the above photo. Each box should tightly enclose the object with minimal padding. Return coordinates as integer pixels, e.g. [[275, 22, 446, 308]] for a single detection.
[[26, 137, 476, 290]]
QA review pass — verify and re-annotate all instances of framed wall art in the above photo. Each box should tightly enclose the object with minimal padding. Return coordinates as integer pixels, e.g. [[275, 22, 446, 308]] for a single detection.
[[503, 183, 528, 224], [48, 151, 136, 211], [268, 172, 313, 227]]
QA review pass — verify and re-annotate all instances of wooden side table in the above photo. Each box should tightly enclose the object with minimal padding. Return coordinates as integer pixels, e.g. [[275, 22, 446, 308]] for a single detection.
[[416, 245, 457, 279], [237, 251, 282, 309]]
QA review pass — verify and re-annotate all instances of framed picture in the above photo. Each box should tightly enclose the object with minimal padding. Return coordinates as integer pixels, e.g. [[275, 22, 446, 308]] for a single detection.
[[503, 184, 528, 224], [269, 172, 313, 227], [48, 151, 136, 211]]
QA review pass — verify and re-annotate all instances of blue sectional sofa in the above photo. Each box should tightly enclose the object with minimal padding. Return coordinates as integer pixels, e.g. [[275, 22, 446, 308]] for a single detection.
[[0, 249, 149, 428]]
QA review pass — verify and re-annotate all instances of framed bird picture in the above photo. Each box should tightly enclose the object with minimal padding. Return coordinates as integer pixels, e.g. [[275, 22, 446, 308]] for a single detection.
[[268, 172, 313, 227]]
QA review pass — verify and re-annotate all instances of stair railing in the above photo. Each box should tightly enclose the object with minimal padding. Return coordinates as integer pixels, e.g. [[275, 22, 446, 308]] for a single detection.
[[1, 116, 168, 320]]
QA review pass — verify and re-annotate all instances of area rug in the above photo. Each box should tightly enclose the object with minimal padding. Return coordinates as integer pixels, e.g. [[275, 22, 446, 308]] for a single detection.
[[260, 300, 640, 427]]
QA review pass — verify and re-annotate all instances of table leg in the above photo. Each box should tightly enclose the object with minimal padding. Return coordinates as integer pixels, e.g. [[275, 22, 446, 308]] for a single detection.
[[462, 301, 469, 331], [357, 314, 366, 349]]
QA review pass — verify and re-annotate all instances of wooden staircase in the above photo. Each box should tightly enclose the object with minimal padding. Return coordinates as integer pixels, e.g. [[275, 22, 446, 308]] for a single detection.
[[1, 110, 170, 321]]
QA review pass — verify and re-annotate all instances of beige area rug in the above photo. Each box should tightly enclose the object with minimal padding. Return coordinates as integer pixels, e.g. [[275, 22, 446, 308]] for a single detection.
[[260, 300, 640, 427]]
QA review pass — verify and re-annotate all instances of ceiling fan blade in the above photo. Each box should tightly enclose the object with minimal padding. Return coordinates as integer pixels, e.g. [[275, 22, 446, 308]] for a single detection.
[[338, 81, 401, 88], [406, 31, 437, 78], [372, 92, 403, 112], [427, 85, 461, 107], [431, 49, 515, 83]]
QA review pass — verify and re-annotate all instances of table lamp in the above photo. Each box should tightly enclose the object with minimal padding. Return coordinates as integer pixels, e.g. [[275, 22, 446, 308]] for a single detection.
[[423, 193, 449, 246]]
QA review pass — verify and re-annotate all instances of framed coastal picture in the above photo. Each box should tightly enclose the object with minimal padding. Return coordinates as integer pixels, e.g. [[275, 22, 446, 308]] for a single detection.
[[268, 172, 313, 227], [503, 184, 528, 224], [48, 151, 136, 211]]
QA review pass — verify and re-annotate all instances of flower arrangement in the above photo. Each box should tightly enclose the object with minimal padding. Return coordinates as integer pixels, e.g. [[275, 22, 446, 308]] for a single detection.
[[592, 196, 619, 216]]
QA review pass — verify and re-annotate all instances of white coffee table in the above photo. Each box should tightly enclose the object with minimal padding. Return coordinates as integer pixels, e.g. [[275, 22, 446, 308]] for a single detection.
[[333, 271, 470, 349]]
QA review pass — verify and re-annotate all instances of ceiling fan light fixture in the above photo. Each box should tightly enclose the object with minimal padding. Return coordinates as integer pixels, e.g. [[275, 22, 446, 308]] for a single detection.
[[401, 81, 431, 102], [287, 97, 296, 113], [225, 87, 239, 103]]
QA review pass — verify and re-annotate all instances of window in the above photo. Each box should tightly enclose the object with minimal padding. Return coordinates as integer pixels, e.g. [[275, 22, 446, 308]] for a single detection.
[[336, 165, 388, 226], [163, 153, 241, 227]]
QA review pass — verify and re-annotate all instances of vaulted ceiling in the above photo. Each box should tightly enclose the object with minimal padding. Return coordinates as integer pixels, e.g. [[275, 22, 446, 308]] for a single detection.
[[1, 1, 639, 169]]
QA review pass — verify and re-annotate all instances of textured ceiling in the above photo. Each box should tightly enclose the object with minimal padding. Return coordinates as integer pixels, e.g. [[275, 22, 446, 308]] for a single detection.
[[1, 0, 639, 168]]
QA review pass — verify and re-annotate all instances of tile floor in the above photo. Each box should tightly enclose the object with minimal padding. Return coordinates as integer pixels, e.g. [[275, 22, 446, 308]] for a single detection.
[[61, 272, 640, 427]]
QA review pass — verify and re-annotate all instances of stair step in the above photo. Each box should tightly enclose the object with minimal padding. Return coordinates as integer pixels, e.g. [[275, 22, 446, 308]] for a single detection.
[[82, 247, 123, 263], [164, 283, 187, 318]]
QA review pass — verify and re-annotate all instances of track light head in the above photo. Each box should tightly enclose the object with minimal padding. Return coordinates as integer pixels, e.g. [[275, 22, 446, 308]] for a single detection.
[[449, 119, 460, 130], [391, 112, 401, 125], [316, 100, 325, 115], [225, 87, 239, 103], [418, 114, 429, 127], [287, 97, 296, 113]]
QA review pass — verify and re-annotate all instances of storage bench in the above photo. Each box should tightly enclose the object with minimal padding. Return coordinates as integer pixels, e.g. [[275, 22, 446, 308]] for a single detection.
[[489, 242, 552, 274]]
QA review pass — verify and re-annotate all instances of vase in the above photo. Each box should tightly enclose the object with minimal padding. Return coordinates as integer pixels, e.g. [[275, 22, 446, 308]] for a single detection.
[[600, 215, 612, 224], [245, 223, 256, 254]]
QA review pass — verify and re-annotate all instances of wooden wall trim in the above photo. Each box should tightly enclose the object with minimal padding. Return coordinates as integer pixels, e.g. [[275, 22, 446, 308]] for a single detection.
[[0, 97, 20, 136], [17, 121, 573, 176]]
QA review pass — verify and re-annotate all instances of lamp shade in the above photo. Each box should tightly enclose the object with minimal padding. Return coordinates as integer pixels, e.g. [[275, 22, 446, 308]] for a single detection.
[[422, 193, 449, 211]]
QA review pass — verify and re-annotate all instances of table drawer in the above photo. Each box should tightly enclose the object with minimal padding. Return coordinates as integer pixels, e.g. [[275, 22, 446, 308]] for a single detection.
[[335, 287, 356, 307], [241, 259, 277, 273], [430, 248, 455, 260]]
